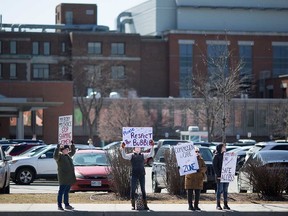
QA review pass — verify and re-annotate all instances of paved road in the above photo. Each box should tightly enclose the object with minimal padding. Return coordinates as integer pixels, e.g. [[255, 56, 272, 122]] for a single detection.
[[10, 167, 238, 194]]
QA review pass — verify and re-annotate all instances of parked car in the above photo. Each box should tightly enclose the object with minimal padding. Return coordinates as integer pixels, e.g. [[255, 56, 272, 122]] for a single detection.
[[102, 141, 121, 153], [71, 149, 111, 192], [245, 141, 288, 161], [237, 150, 288, 193], [151, 144, 215, 193], [0, 146, 12, 194], [231, 139, 256, 146], [9, 144, 95, 184], [5, 142, 45, 156], [228, 146, 254, 174]]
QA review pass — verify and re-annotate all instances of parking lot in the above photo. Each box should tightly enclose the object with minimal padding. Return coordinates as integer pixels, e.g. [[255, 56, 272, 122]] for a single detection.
[[10, 167, 238, 194]]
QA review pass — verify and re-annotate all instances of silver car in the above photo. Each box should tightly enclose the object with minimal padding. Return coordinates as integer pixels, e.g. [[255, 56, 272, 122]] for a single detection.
[[0, 147, 12, 194]]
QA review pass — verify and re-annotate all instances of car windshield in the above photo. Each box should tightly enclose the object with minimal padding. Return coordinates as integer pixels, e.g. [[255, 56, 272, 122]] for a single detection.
[[199, 148, 213, 161], [73, 153, 108, 166]]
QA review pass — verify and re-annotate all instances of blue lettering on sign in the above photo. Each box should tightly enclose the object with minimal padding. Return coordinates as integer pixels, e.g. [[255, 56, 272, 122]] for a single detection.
[[183, 163, 197, 173]]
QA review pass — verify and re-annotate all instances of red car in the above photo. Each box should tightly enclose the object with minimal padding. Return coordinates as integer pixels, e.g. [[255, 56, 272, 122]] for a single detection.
[[71, 149, 111, 192]]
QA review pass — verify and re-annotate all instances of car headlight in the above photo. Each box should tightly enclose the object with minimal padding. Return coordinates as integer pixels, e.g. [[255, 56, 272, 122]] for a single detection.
[[75, 171, 84, 179]]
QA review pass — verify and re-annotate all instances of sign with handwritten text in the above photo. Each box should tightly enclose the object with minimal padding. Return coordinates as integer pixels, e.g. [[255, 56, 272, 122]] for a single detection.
[[221, 152, 237, 182], [58, 115, 73, 145], [174, 142, 199, 176], [122, 127, 153, 147]]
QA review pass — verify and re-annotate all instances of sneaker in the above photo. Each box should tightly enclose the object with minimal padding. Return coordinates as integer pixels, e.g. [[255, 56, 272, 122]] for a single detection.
[[58, 206, 64, 211], [65, 205, 74, 210]]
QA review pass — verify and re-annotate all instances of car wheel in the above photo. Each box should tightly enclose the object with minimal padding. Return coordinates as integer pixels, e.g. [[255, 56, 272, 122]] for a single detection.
[[237, 175, 247, 193], [16, 168, 35, 185], [152, 174, 161, 193]]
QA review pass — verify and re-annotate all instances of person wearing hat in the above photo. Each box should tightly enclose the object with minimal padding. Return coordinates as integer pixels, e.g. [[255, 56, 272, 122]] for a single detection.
[[212, 143, 230, 210], [184, 146, 207, 211], [120, 140, 155, 210], [53, 141, 76, 211]]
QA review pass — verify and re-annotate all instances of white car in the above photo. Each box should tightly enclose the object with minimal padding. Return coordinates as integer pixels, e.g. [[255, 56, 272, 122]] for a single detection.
[[9, 144, 95, 185], [0, 147, 12, 193]]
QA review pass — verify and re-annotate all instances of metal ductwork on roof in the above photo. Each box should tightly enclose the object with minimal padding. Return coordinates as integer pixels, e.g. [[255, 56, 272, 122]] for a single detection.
[[116, 12, 132, 33]]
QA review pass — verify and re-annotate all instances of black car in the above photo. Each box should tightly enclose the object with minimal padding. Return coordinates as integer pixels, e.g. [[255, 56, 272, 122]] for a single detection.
[[151, 144, 215, 193]]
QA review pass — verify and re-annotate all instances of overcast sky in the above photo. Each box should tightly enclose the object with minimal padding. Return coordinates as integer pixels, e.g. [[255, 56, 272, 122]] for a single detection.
[[0, 0, 147, 30]]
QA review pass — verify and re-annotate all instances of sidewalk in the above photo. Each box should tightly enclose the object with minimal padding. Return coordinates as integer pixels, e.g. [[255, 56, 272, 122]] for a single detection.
[[0, 203, 287, 216]]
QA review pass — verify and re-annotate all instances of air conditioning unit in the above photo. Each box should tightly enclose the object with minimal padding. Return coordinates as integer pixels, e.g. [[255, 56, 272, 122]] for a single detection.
[[188, 126, 199, 132]]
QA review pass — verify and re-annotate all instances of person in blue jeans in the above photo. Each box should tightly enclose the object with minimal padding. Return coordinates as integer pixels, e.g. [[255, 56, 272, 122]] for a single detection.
[[53, 141, 76, 211], [120, 140, 154, 210], [212, 143, 230, 210]]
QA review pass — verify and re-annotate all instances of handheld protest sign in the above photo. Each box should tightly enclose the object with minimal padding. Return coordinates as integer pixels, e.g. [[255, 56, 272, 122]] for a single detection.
[[122, 127, 153, 148], [221, 152, 237, 182], [174, 142, 199, 176], [58, 115, 73, 145]]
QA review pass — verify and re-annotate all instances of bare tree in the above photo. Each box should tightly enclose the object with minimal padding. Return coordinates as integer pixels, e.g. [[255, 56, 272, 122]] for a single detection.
[[98, 98, 152, 142], [73, 61, 129, 143], [267, 102, 288, 141], [190, 42, 250, 143]]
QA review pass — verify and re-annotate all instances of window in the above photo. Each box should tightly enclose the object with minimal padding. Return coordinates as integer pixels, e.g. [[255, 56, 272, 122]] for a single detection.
[[88, 42, 101, 54], [179, 40, 194, 97], [239, 43, 253, 77], [43, 42, 50, 55], [33, 64, 49, 79], [10, 41, 17, 54], [86, 9, 94, 15], [272, 43, 288, 77], [0, 64, 2, 78], [65, 11, 73, 24], [32, 42, 39, 55], [87, 65, 101, 79], [61, 42, 66, 53], [111, 43, 125, 55], [111, 66, 125, 79], [207, 41, 229, 76], [10, 64, 17, 78]]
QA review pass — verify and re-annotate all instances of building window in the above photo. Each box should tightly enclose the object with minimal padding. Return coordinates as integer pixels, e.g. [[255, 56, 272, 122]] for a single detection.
[[65, 11, 73, 24], [10, 41, 17, 54], [111, 66, 125, 79], [207, 41, 230, 76], [0, 64, 2, 78], [272, 43, 288, 78], [61, 42, 66, 53], [179, 40, 194, 98], [239, 44, 253, 77], [32, 42, 39, 55], [88, 42, 101, 54], [10, 64, 17, 78], [111, 43, 125, 55], [87, 65, 102, 79], [33, 64, 49, 79], [86, 9, 94, 15], [43, 42, 50, 55]]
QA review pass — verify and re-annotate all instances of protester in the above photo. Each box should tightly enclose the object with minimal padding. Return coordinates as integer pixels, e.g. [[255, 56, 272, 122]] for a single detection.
[[184, 146, 207, 211], [53, 141, 76, 211], [212, 143, 230, 210], [120, 140, 155, 210]]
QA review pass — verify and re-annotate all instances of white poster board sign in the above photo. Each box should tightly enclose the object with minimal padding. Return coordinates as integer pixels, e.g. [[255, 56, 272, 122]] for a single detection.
[[221, 152, 237, 182], [58, 115, 73, 145], [174, 142, 199, 176], [122, 127, 153, 147]]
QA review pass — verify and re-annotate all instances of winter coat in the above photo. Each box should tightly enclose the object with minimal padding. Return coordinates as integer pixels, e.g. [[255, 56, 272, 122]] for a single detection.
[[184, 155, 207, 190], [212, 143, 224, 180], [53, 144, 76, 185]]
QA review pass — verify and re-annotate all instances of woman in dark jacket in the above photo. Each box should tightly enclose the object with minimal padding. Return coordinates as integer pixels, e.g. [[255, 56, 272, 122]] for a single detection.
[[53, 142, 76, 211], [184, 146, 207, 211], [212, 143, 230, 210]]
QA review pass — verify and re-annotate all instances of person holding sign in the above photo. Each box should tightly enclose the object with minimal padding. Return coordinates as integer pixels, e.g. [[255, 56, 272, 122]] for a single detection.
[[212, 143, 230, 210], [120, 140, 155, 210], [184, 146, 207, 211], [53, 141, 76, 211]]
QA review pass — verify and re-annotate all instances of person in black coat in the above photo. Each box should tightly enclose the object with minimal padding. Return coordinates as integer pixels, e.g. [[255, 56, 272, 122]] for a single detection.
[[212, 143, 230, 210]]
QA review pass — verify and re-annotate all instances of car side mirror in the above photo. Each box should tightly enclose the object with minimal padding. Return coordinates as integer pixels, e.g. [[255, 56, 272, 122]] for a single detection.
[[159, 157, 165, 163], [40, 154, 47, 159], [4, 155, 12, 161]]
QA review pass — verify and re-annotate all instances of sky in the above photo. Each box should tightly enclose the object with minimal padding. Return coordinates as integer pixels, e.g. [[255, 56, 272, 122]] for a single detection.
[[0, 0, 147, 30]]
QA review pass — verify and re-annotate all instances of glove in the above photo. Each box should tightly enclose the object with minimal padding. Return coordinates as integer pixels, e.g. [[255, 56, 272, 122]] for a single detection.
[[149, 140, 154, 146], [121, 142, 126, 148]]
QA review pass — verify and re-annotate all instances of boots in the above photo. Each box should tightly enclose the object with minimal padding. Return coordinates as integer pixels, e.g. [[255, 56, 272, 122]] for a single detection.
[[131, 199, 135, 210], [216, 200, 222, 210], [223, 200, 231, 210], [188, 203, 194, 211], [194, 200, 201, 211], [143, 199, 149, 210]]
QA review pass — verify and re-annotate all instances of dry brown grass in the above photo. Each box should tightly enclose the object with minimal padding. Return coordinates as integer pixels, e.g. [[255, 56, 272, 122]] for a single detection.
[[0, 192, 287, 204]]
